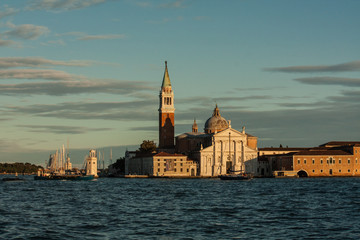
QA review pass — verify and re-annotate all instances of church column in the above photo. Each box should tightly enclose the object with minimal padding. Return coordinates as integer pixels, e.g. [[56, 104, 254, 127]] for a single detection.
[[220, 140, 224, 175], [241, 141, 245, 172], [233, 140, 237, 171], [212, 136, 216, 176]]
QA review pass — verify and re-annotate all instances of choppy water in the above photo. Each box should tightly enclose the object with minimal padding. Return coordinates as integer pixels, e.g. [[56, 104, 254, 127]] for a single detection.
[[1, 176, 360, 239]]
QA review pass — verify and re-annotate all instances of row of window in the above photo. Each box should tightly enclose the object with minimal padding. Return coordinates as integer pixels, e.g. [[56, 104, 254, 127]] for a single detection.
[[157, 168, 188, 173], [311, 169, 357, 173], [157, 162, 183, 167], [163, 97, 172, 105], [157, 159, 184, 161], [297, 158, 357, 165]]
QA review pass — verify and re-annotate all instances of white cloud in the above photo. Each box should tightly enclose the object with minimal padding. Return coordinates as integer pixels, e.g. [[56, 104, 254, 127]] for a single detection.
[[3, 23, 49, 40], [0, 39, 16, 46], [0, 6, 19, 19], [294, 77, 360, 87], [78, 34, 126, 41], [0, 79, 155, 96], [265, 60, 360, 73], [27, 0, 107, 11], [160, 0, 187, 9], [0, 57, 93, 69], [0, 69, 81, 81], [136, 2, 151, 8], [18, 125, 113, 134]]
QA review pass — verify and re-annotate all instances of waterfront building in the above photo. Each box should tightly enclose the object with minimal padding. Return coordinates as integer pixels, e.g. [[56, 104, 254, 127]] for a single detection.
[[127, 152, 197, 177], [260, 142, 360, 177], [86, 149, 98, 177], [176, 108, 258, 176], [293, 142, 360, 177], [258, 147, 309, 177], [124, 61, 259, 177]]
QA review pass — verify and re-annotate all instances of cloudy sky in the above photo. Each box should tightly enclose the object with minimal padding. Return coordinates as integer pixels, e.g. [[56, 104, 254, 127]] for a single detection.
[[1, 0, 360, 165]]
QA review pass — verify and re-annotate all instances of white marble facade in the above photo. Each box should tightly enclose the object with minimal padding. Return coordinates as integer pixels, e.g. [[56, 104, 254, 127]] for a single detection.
[[199, 128, 258, 176]]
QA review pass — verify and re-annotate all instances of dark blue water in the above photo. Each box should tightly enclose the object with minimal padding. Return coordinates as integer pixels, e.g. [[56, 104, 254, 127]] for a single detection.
[[1, 176, 360, 239]]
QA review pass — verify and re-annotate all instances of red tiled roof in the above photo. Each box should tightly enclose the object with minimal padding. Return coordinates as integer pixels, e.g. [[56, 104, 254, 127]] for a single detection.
[[320, 141, 360, 147], [260, 147, 310, 151], [295, 150, 352, 156], [154, 152, 186, 157]]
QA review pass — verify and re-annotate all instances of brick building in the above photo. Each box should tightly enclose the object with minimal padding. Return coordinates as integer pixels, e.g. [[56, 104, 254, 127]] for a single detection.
[[260, 142, 360, 177]]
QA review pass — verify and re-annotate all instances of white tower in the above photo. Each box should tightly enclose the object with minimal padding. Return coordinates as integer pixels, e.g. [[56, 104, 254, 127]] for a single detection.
[[86, 149, 98, 177]]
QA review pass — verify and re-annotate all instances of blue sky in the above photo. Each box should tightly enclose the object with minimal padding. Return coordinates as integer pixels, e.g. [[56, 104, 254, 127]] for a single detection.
[[1, 0, 360, 166]]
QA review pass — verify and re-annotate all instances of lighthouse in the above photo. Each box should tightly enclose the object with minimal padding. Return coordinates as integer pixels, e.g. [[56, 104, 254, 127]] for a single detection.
[[86, 149, 98, 177]]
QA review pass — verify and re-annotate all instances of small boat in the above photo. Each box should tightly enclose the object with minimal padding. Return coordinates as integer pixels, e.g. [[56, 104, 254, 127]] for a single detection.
[[2, 177, 24, 182], [219, 172, 252, 180], [2, 173, 24, 182], [34, 174, 94, 181]]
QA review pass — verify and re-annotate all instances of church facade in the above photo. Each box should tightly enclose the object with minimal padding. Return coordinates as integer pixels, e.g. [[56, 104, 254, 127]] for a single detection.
[[158, 62, 259, 177]]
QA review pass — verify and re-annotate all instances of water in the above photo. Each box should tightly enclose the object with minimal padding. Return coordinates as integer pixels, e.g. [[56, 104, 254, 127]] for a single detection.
[[1, 176, 360, 239]]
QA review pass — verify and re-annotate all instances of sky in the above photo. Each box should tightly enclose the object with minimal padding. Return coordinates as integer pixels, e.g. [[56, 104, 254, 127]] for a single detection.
[[1, 0, 360, 166]]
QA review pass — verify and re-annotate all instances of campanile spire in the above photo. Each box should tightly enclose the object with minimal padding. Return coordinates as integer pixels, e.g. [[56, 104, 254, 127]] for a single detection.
[[159, 61, 175, 150]]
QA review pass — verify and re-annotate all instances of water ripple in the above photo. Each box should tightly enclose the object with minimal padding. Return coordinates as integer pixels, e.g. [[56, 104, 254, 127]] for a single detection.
[[1, 176, 360, 239]]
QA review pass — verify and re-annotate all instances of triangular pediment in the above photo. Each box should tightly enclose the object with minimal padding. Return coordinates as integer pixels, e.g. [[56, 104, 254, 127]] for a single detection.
[[213, 127, 245, 137]]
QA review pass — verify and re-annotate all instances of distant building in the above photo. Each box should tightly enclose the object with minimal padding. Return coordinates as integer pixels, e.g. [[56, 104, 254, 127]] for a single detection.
[[293, 142, 360, 177], [258, 147, 309, 177], [260, 142, 360, 177], [176, 112, 258, 177], [127, 152, 197, 177], [125, 61, 259, 177]]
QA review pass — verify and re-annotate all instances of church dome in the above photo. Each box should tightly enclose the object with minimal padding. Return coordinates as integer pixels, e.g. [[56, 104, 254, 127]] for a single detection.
[[204, 105, 229, 134]]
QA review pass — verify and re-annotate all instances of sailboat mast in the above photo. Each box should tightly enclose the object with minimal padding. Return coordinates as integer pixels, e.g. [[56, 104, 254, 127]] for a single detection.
[[110, 148, 112, 166], [103, 150, 105, 170]]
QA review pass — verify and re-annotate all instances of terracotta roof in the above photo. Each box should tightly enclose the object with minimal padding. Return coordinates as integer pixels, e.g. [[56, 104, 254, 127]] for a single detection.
[[320, 141, 360, 147], [246, 133, 257, 138], [295, 149, 352, 156], [260, 147, 310, 151], [154, 152, 186, 157]]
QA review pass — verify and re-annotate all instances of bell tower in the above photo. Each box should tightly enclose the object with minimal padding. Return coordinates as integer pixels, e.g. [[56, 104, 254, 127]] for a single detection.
[[159, 61, 175, 150]]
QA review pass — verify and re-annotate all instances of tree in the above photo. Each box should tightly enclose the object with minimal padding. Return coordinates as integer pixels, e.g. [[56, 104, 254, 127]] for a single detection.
[[109, 157, 125, 175], [139, 140, 157, 153]]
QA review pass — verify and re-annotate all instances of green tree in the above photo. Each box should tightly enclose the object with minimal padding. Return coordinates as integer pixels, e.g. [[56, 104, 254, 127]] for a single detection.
[[139, 140, 157, 153]]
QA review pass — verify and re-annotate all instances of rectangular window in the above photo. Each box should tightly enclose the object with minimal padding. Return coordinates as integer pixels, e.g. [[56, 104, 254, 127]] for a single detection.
[[298, 160, 300, 164], [321, 159, 323, 164], [158, 163, 160, 167], [304, 159, 307, 164], [348, 159, 351, 164], [339, 160, 342, 164], [164, 168, 166, 172], [180, 168, 183, 172], [180, 163, 183, 166], [174, 169, 176, 172], [187, 169, 189, 172], [312, 159, 315, 164]]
